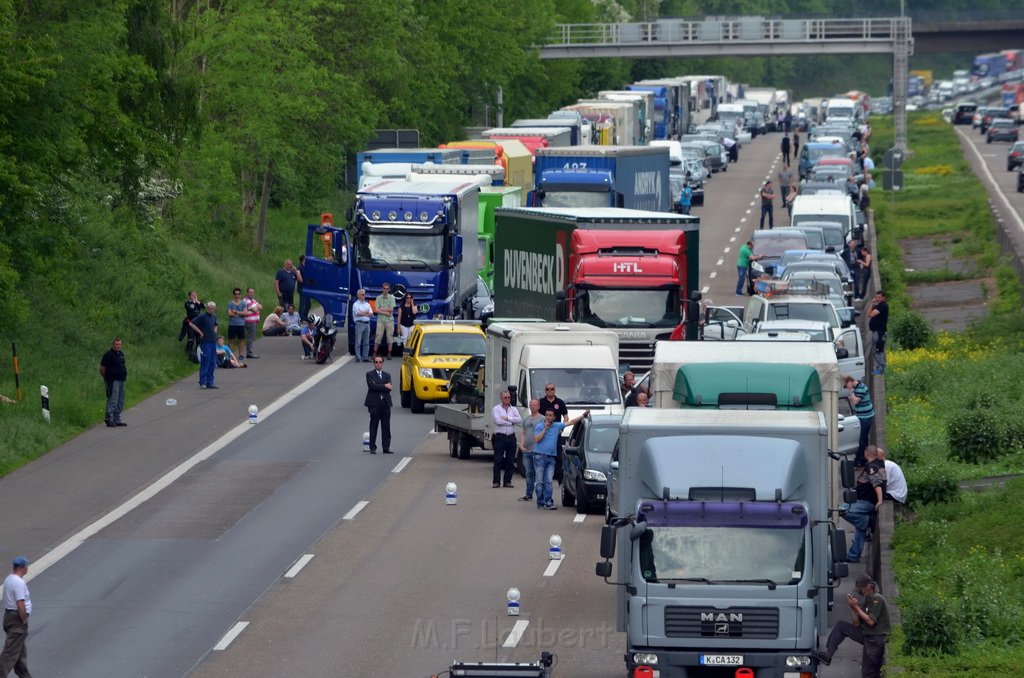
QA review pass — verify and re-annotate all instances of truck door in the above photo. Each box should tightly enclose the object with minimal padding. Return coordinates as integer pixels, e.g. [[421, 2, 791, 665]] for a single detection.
[[303, 225, 352, 322], [837, 326, 865, 380]]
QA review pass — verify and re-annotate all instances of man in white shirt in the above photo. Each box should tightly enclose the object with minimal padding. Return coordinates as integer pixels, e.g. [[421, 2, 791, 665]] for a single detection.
[[351, 289, 373, 363], [878, 448, 907, 504], [491, 390, 523, 489], [1, 556, 32, 677]]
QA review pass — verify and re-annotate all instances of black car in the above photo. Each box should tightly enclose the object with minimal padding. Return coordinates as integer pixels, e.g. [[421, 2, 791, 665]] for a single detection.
[[446, 354, 485, 411], [1007, 141, 1024, 171], [560, 414, 622, 513]]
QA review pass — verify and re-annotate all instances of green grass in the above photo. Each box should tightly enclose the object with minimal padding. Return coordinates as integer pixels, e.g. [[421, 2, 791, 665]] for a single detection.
[[872, 112, 1024, 673]]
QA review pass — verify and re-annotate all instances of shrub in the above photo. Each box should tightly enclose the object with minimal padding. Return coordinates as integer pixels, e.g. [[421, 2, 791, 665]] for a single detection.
[[891, 311, 933, 350], [947, 409, 1004, 463], [902, 601, 960, 656], [907, 463, 960, 506]]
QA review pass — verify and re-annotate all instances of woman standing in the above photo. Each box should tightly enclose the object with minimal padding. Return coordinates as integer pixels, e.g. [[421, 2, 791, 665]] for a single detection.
[[397, 294, 417, 344]]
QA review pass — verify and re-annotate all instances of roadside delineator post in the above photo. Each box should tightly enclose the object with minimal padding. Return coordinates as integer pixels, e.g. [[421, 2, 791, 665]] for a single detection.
[[362, 431, 370, 453], [549, 534, 562, 560], [248, 404, 259, 424], [40, 385, 50, 422], [445, 482, 458, 505], [506, 587, 520, 616]]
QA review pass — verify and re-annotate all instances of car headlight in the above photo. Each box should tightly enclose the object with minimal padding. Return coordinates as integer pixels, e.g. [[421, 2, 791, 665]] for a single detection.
[[582, 469, 607, 482], [786, 655, 812, 668], [633, 653, 658, 665], [417, 367, 433, 379]]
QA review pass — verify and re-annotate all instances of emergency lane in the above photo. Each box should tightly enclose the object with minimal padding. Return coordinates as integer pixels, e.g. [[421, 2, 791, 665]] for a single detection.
[[25, 353, 438, 678]]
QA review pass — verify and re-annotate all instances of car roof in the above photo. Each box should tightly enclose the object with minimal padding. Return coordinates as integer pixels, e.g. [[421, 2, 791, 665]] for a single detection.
[[413, 321, 485, 335]]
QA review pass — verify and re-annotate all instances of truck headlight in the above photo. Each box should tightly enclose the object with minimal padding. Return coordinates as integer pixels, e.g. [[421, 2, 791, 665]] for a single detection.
[[582, 469, 607, 482], [417, 367, 433, 379], [786, 655, 811, 668], [633, 653, 658, 665]]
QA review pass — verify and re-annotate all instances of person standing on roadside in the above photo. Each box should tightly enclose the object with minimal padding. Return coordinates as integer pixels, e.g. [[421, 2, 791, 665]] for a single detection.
[[780, 134, 791, 165], [297, 255, 311, 321], [242, 287, 263, 359], [351, 289, 372, 363], [226, 288, 247, 363], [777, 162, 794, 210], [1, 557, 32, 677], [364, 356, 393, 454], [855, 245, 872, 302], [274, 259, 303, 309], [813, 573, 890, 676], [868, 291, 889, 374], [759, 180, 775, 230], [373, 283, 397, 359], [518, 399, 543, 503], [533, 409, 589, 510], [99, 337, 128, 427], [491, 391, 522, 489], [677, 177, 693, 215], [180, 290, 203, 361], [736, 240, 763, 296], [189, 301, 220, 389], [844, 374, 875, 467]]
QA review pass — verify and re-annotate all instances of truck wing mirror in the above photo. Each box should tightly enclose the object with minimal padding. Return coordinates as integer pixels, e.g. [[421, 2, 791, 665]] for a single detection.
[[843, 488, 857, 505], [599, 524, 617, 559], [840, 459, 855, 488], [345, 206, 353, 223], [595, 561, 612, 578], [832, 527, 849, 564]]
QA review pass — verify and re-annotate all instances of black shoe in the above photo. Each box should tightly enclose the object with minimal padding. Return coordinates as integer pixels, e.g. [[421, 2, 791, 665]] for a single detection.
[[207, 385, 219, 389], [106, 421, 116, 428], [368, 447, 376, 454], [116, 422, 127, 427], [811, 649, 831, 666], [383, 449, 394, 454], [246, 354, 259, 359]]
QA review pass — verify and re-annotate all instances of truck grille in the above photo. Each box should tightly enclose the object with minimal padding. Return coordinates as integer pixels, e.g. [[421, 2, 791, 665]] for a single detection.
[[618, 339, 655, 373], [664, 607, 779, 639]]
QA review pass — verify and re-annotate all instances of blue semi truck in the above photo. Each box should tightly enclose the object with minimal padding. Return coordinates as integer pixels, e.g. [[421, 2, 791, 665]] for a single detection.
[[300, 178, 482, 355], [532, 146, 671, 212]]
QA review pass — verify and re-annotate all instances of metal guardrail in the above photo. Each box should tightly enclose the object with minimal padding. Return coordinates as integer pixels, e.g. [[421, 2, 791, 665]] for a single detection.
[[545, 17, 909, 47]]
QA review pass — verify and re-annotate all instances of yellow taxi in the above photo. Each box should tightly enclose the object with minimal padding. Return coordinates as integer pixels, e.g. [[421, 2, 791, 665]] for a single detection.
[[400, 320, 486, 413]]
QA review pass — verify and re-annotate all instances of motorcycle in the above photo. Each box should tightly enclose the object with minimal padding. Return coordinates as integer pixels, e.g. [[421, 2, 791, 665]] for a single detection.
[[309, 313, 337, 364]]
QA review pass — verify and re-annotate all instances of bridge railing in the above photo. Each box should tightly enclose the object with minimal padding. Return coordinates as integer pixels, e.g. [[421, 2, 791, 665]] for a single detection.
[[547, 17, 909, 47]]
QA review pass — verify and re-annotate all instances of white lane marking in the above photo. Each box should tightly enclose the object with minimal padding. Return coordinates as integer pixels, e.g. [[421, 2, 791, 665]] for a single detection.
[[709, 271, 718, 279], [391, 457, 412, 473], [24, 357, 351, 582], [739, 217, 747, 223], [701, 286, 710, 294], [729, 236, 736, 242], [723, 247, 731, 253], [503, 620, 530, 648], [284, 554, 315, 579], [543, 557, 564, 577], [213, 621, 250, 651], [716, 258, 724, 266], [958, 127, 1024, 236], [343, 500, 370, 520], [573, 513, 586, 524], [735, 226, 742, 232]]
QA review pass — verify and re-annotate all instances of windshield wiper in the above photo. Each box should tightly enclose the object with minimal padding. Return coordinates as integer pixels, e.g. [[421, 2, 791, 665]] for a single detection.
[[659, 577, 718, 585], [397, 258, 431, 269], [718, 579, 778, 590], [364, 257, 396, 271]]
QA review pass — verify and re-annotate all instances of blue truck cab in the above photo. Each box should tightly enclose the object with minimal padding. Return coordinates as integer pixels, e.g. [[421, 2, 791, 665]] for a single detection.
[[533, 146, 671, 212], [344, 179, 481, 354]]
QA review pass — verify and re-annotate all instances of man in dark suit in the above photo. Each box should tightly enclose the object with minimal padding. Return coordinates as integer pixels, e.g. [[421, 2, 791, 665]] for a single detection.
[[364, 356, 393, 454]]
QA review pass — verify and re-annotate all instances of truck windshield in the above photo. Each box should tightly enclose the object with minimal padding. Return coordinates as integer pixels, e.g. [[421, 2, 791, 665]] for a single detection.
[[529, 369, 621, 405], [579, 289, 681, 328], [766, 303, 837, 327], [357, 233, 443, 269], [639, 526, 805, 585], [541, 191, 610, 209]]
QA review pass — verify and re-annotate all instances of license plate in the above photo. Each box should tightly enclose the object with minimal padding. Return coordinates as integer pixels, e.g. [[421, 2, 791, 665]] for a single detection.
[[700, 655, 743, 666]]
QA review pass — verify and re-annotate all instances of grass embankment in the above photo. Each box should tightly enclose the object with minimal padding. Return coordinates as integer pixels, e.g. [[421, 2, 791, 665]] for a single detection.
[[869, 113, 1024, 675], [0, 203, 345, 475]]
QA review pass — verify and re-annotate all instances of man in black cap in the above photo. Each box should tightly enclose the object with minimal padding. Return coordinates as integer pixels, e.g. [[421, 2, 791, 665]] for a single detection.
[[2, 556, 32, 677]]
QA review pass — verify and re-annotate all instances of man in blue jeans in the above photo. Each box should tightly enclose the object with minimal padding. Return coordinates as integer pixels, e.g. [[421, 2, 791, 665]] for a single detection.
[[351, 289, 373, 362], [533, 408, 589, 510], [735, 240, 763, 296], [842, 446, 886, 563], [844, 374, 875, 467], [188, 301, 220, 389], [518, 399, 544, 503]]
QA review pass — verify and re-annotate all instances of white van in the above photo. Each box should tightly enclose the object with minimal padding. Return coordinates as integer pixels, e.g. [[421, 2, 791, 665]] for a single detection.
[[790, 193, 858, 240], [826, 97, 857, 122]]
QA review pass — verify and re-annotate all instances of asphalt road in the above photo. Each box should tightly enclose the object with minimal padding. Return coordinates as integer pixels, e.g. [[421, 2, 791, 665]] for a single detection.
[[2, 131, 875, 677]]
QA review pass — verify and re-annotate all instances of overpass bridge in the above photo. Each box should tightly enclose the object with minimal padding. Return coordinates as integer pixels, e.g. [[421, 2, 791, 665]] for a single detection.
[[538, 15, 1024, 152]]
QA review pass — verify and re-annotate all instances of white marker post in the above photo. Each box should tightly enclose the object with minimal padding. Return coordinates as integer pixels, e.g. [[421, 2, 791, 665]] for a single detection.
[[248, 404, 259, 424], [40, 385, 50, 423], [445, 482, 458, 505], [548, 534, 562, 560], [506, 587, 521, 616]]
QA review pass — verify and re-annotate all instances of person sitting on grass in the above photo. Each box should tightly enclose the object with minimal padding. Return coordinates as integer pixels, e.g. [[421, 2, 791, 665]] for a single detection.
[[262, 306, 288, 336], [215, 335, 247, 368]]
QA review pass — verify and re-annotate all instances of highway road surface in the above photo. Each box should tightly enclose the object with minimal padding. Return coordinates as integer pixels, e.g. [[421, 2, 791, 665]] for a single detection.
[[1, 131, 872, 677]]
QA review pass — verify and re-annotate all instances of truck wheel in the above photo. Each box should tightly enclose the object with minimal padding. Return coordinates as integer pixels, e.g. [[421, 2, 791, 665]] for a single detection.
[[458, 435, 472, 460], [448, 431, 459, 458], [561, 482, 575, 507], [411, 389, 425, 414]]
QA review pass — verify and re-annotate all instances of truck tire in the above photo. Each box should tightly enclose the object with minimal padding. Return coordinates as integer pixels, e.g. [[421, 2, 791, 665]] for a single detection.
[[448, 431, 459, 458], [561, 482, 575, 507], [458, 434, 472, 460], [411, 389, 425, 414]]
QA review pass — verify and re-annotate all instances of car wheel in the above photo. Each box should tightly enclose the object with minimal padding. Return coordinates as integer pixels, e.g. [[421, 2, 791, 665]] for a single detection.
[[458, 435, 472, 460], [561, 481, 575, 507], [410, 388, 425, 414], [448, 431, 459, 458], [575, 479, 589, 514]]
